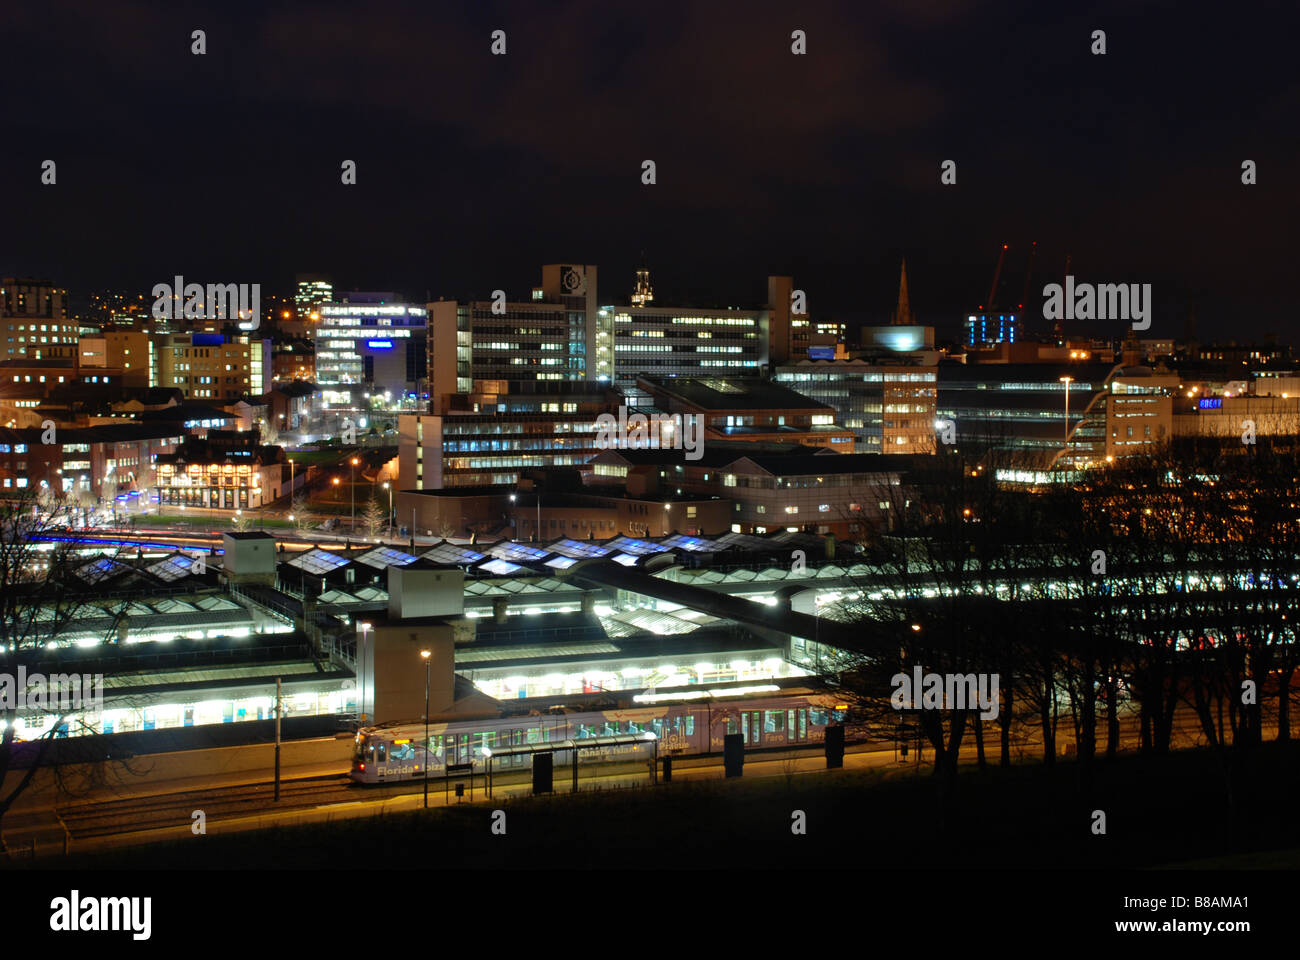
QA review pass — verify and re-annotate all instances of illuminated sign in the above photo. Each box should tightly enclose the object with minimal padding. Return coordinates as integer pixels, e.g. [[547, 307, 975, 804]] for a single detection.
[[367, 340, 394, 350], [1199, 398, 1222, 409]]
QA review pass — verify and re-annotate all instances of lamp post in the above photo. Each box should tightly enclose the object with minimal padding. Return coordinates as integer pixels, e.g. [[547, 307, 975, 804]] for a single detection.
[[350, 456, 359, 530], [421, 649, 432, 808], [1060, 375, 1074, 466], [664, 502, 671, 536], [383, 481, 392, 540], [509, 493, 517, 536], [357, 622, 372, 723], [288, 458, 295, 502]]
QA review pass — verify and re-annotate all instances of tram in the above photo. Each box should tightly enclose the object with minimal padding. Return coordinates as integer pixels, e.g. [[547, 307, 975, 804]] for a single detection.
[[350, 682, 846, 783]]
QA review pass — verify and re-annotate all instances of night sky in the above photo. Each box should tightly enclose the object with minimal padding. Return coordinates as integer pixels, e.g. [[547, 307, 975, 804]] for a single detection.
[[3, 0, 1296, 343]]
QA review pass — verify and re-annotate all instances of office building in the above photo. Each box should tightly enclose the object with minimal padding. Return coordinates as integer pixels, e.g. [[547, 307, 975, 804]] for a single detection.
[[636, 376, 855, 452], [1, 278, 78, 359], [315, 296, 427, 416], [153, 332, 271, 401], [399, 381, 623, 490]]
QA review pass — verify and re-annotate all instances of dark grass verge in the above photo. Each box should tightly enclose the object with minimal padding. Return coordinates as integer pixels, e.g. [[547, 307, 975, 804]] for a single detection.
[[16, 739, 1300, 870]]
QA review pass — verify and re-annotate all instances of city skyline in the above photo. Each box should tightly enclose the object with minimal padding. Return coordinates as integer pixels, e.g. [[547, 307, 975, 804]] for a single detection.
[[2, 0, 1294, 932]]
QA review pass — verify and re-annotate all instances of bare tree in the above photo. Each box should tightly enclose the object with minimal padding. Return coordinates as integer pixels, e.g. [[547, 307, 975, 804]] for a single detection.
[[360, 491, 385, 541], [291, 495, 317, 534], [0, 488, 143, 850]]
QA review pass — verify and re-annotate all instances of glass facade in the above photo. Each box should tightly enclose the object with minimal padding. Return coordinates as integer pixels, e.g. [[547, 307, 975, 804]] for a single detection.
[[315, 302, 427, 413]]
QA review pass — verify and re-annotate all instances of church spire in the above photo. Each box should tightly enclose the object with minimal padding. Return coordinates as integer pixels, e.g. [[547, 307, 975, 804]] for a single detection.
[[892, 258, 914, 325]]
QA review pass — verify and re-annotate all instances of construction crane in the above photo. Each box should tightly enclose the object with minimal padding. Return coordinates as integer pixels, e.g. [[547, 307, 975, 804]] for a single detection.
[[981, 243, 1008, 311], [1019, 241, 1037, 315]]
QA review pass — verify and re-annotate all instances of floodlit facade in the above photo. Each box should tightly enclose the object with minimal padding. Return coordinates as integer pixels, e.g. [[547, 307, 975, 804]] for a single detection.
[[315, 298, 427, 415], [775, 359, 938, 453]]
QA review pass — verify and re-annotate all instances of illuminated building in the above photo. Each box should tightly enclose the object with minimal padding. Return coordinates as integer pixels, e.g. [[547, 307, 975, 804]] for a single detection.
[[635, 376, 855, 452], [154, 433, 286, 510], [153, 332, 271, 400], [775, 359, 937, 453], [765, 275, 843, 364], [1, 278, 78, 359], [399, 382, 622, 490], [294, 275, 333, 325], [609, 300, 768, 402], [427, 264, 603, 404], [964, 311, 1019, 347], [315, 296, 427, 415]]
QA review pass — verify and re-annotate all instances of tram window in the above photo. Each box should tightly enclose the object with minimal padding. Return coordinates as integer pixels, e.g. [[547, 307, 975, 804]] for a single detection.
[[628, 721, 640, 734], [727, 717, 738, 735], [740, 711, 750, 743], [391, 742, 414, 761], [810, 708, 827, 726], [377, 744, 388, 763], [578, 724, 590, 738], [765, 711, 782, 734], [684, 715, 695, 735], [482, 732, 497, 751], [526, 728, 541, 744], [799, 709, 807, 739], [651, 719, 663, 735]]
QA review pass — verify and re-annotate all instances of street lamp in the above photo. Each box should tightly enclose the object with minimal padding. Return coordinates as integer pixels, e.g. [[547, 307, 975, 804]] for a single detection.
[[350, 456, 359, 529], [357, 622, 373, 722], [1060, 376, 1074, 465], [288, 458, 295, 500], [421, 649, 432, 809], [382, 481, 392, 540]]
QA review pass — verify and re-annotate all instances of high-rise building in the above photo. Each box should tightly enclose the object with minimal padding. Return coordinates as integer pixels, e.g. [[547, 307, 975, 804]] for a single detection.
[[426, 264, 602, 405], [315, 296, 427, 416], [765, 274, 840, 362], [399, 381, 622, 489], [295, 275, 333, 326], [608, 299, 768, 401], [775, 359, 937, 453], [1, 278, 78, 359]]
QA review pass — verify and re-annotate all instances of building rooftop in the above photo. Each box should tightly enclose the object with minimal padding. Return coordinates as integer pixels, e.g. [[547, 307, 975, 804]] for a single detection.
[[638, 376, 833, 412]]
